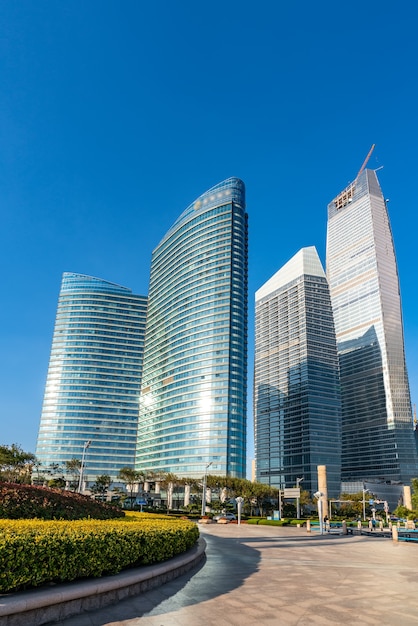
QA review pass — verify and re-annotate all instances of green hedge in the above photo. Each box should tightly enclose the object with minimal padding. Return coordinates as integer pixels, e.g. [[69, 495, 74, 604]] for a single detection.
[[0, 515, 199, 592], [0, 482, 124, 520], [247, 518, 292, 526]]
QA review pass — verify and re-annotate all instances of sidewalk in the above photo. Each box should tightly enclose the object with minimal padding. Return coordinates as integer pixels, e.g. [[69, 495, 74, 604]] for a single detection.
[[57, 522, 418, 626]]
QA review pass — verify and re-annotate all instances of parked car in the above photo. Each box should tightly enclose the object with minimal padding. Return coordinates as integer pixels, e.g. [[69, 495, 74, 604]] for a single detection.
[[213, 513, 236, 522]]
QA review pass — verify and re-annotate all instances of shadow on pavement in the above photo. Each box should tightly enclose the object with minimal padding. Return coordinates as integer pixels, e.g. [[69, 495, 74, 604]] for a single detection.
[[60, 530, 262, 625]]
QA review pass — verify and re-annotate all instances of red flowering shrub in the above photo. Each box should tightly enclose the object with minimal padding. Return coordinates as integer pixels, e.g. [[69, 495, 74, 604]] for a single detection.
[[0, 483, 124, 520]]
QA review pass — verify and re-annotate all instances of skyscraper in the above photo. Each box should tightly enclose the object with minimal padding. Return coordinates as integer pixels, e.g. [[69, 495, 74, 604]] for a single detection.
[[254, 247, 342, 497], [36, 273, 147, 483], [136, 177, 248, 479], [326, 168, 418, 486]]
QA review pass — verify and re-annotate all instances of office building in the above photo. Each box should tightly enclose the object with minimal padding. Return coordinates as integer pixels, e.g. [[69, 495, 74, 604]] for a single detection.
[[36, 273, 147, 483], [136, 177, 248, 479], [326, 168, 418, 487], [254, 247, 342, 496]]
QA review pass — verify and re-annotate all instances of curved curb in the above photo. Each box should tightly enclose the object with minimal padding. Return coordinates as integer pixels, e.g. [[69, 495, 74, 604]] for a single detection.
[[0, 538, 206, 626]]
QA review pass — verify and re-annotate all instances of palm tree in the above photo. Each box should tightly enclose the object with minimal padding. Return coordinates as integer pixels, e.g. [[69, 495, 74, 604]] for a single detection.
[[117, 467, 143, 507], [65, 458, 81, 491]]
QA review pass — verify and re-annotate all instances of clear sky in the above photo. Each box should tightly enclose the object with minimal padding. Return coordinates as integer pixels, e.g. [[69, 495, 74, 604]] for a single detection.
[[1, 1, 417, 476]]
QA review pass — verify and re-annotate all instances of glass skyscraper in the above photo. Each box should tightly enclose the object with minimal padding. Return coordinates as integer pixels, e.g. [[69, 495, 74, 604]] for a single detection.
[[326, 169, 418, 485], [254, 247, 342, 497], [136, 177, 248, 479], [36, 273, 147, 483]]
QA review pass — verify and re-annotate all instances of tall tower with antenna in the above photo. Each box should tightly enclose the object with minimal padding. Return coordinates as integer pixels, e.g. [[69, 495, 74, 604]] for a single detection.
[[326, 153, 418, 488]]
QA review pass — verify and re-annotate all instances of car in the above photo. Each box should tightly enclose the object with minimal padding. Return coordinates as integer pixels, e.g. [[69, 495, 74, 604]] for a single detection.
[[213, 513, 236, 522]]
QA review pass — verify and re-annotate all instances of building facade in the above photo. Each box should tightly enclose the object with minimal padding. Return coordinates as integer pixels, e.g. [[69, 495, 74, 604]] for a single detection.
[[254, 247, 342, 497], [136, 177, 248, 479], [326, 169, 418, 486], [36, 273, 147, 484]]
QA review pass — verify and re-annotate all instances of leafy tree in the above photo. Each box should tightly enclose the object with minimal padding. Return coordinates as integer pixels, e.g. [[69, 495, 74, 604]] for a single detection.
[[91, 474, 112, 497], [236, 479, 266, 516], [393, 504, 413, 519], [411, 478, 418, 511], [48, 477, 66, 489], [337, 491, 365, 518], [0, 444, 36, 483], [43, 462, 66, 489]]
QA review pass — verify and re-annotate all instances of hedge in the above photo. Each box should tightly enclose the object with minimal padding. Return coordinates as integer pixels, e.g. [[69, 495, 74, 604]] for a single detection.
[[0, 482, 124, 520], [247, 518, 292, 526], [0, 513, 199, 592]]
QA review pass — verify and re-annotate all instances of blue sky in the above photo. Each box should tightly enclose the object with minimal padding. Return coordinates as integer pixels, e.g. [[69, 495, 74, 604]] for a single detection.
[[1, 1, 417, 475]]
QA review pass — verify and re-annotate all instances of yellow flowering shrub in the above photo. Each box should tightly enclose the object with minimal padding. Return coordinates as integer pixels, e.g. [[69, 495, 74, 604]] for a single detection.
[[0, 514, 199, 592]]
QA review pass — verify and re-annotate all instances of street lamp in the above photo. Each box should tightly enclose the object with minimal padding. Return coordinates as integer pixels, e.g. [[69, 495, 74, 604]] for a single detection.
[[296, 477, 304, 519], [314, 491, 324, 534], [201, 461, 212, 516], [362, 487, 371, 521], [77, 440, 91, 494]]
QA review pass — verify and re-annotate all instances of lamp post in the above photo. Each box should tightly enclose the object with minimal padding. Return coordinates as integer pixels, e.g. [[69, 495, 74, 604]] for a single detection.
[[296, 477, 304, 519], [362, 487, 370, 521], [201, 461, 212, 516], [77, 440, 91, 494]]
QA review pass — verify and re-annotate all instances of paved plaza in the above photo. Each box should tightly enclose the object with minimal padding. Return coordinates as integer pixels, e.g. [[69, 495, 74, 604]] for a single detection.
[[57, 523, 417, 626]]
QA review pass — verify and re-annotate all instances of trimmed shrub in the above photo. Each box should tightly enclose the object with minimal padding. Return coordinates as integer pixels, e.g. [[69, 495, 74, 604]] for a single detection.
[[0, 482, 124, 520], [0, 514, 199, 592], [246, 518, 292, 526]]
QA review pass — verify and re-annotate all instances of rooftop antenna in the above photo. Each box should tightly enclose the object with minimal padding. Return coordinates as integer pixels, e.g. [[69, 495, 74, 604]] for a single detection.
[[333, 144, 376, 210], [354, 144, 375, 183]]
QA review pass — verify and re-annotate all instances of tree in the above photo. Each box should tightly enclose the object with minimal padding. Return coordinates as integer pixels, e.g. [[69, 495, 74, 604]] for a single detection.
[[91, 474, 112, 498], [411, 478, 418, 511], [0, 444, 36, 483], [48, 477, 66, 489], [298, 489, 312, 517], [117, 467, 143, 507], [44, 462, 65, 488], [336, 491, 365, 519], [31, 459, 45, 485], [393, 504, 413, 519], [246, 481, 275, 517], [65, 458, 82, 491]]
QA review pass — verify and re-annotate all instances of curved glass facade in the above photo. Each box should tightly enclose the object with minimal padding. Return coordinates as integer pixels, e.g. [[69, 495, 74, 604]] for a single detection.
[[36, 273, 147, 482], [136, 178, 248, 478], [327, 169, 418, 485], [254, 247, 342, 497]]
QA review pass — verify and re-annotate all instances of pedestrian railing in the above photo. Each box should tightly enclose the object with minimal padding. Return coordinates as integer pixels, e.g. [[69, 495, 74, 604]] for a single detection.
[[397, 530, 418, 543]]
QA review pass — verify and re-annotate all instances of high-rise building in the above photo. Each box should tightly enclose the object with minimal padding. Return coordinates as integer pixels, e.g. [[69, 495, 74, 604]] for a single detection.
[[136, 177, 248, 479], [254, 247, 342, 497], [326, 168, 418, 486], [36, 273, 147, 483]]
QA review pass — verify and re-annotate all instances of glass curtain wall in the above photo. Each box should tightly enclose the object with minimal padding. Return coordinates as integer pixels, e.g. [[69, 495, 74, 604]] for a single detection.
[[36, 273, 147, 483], [136, 178, 248, 479], [254, 247, 342, 497], [326, 169, 418, 485]]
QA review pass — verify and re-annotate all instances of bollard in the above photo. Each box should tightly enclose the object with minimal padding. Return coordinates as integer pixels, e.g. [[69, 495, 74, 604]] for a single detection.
[[342, 520, 347, 535], [392, 525, 398, 542], [306, 519, 311, 533]]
